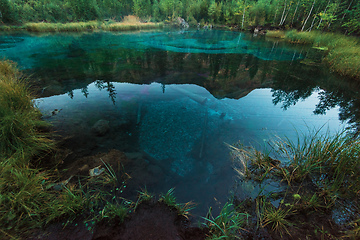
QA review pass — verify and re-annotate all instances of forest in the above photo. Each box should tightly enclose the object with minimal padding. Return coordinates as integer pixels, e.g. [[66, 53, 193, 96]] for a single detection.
[[0, 0, 359, 34]]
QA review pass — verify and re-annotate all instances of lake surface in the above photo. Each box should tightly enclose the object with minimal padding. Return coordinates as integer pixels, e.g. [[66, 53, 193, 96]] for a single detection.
[[1, 29, 359, 216]]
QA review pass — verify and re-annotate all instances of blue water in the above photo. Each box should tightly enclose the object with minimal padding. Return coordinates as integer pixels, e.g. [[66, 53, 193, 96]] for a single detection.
[[1, 29, 356, 216]]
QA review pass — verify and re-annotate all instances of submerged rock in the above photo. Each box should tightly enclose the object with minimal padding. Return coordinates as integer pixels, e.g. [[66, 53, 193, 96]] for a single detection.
[[92, 119, 110, 136]]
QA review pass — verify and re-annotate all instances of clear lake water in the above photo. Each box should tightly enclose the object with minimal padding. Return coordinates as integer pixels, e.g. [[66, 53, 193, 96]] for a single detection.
[[1, 29, 359, 216]]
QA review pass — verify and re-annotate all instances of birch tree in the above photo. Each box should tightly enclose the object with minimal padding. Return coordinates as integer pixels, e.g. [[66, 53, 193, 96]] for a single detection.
[[301, 0, 316, 31]]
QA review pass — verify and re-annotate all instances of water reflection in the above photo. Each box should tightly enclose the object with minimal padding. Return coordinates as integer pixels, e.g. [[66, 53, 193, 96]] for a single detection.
[[1, 30, 358, 132], [35, 82, 346, 214]]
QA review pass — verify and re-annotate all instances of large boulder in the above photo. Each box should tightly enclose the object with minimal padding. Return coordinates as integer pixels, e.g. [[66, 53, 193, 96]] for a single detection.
[[92, 119, 110, 136]]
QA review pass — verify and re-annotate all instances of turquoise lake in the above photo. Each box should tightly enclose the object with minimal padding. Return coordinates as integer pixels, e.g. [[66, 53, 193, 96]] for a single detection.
[[1, 29, 358, 216]]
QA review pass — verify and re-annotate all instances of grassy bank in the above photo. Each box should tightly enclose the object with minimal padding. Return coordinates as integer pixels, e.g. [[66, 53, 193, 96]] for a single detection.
[[230, 129, 360, 238], [1, 16, 164, 33], [0, 60, 87, 237], [0, 60, 132, 238], [266, 30, 360, 80]]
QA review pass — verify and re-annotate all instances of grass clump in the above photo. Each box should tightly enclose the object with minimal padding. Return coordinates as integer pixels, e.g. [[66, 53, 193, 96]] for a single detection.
[[159, 188, 196, 217], [272, 130, 360, 197], [203, 202, 248, 239], [231, 129, 360, 238], [260, 199, 293, 237], [265, 30, 285, 39]]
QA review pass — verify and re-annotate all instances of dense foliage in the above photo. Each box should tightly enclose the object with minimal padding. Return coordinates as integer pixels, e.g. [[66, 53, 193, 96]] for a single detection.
[[0, 0, 359, 34]]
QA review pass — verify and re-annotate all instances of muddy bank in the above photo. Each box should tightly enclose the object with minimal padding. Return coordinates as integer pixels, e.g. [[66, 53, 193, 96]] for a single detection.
[[29, 202, 208, 240]]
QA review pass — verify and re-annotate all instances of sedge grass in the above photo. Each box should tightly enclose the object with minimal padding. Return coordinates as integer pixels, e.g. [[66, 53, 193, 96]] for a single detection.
[[272, 129, 360, 197], [203, 202, 248, 239], [159, 188, 196, 217], [231, 129, 360, 237], [261, 203, 293, 237]]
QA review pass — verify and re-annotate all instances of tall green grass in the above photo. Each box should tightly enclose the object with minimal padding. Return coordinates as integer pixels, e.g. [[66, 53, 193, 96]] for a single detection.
[[0, 60, 84, 235], [285, 30, 360, 80], [23, 20, 163, 33], [272, 130, 360, 197], [0, 60, 54, 161], [203, 202, 248, 239]]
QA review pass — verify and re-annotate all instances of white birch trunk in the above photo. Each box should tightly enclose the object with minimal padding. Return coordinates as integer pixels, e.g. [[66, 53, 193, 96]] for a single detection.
[[291, 0, 301, 26], [340, 0, 353, 25], [301, 0, 316, 32], [279, 0, 287, 25], [317, 0, 331, 29], [242, 0, 247, 29]]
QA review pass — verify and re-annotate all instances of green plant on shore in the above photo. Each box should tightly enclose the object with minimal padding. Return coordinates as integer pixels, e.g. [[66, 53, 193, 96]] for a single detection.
[[22, 20, 163, 33], [260, 198, 293, 237], [267, 30, 360, 80], [0, 60, 85, 237], [98, 202, 128, 222], [272, 129, 360, 197], [231, 128, 360, 238], [203, 202, 248, 239], [135, 187, 154, 209], [0, 61, 54, 161], [159, 188, 196, 217]]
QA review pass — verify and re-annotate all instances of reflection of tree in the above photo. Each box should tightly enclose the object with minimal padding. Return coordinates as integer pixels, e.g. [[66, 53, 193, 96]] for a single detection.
[[94, 80, 117, 104], [271, 63, 318, 110], [272, 88, 314, 110], [67, 90, 74, 99], [28, 32, 360, 134], [270, 61, 360, 134], [81, 87, 89, 98], [314, 88, 360, 134]]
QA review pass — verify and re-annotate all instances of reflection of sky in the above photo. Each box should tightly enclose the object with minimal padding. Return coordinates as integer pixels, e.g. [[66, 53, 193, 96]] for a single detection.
[[0, 30, 304, 70]]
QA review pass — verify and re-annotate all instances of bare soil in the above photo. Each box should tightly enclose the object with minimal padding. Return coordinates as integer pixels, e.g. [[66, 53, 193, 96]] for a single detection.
[[29, 202, 208, 240]]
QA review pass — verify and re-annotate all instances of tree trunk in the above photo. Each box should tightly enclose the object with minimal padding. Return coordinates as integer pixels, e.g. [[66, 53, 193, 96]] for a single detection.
[[317, 0, 331, 29], [340, 0, 353, 25], [280, 3, 292, 26], [301, 0, 316, 32], [291, 0, 301, 27], [279, 0, 287, 25], [242, 0, 247, 29], [308, 5, 321, 31]]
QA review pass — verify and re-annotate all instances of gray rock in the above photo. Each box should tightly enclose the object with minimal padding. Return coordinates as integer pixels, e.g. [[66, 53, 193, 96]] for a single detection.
[[92, 119, 110, 136]]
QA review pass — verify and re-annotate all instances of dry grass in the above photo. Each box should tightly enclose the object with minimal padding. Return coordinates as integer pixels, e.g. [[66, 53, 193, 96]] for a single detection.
[[23, 16, 163, 33]]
